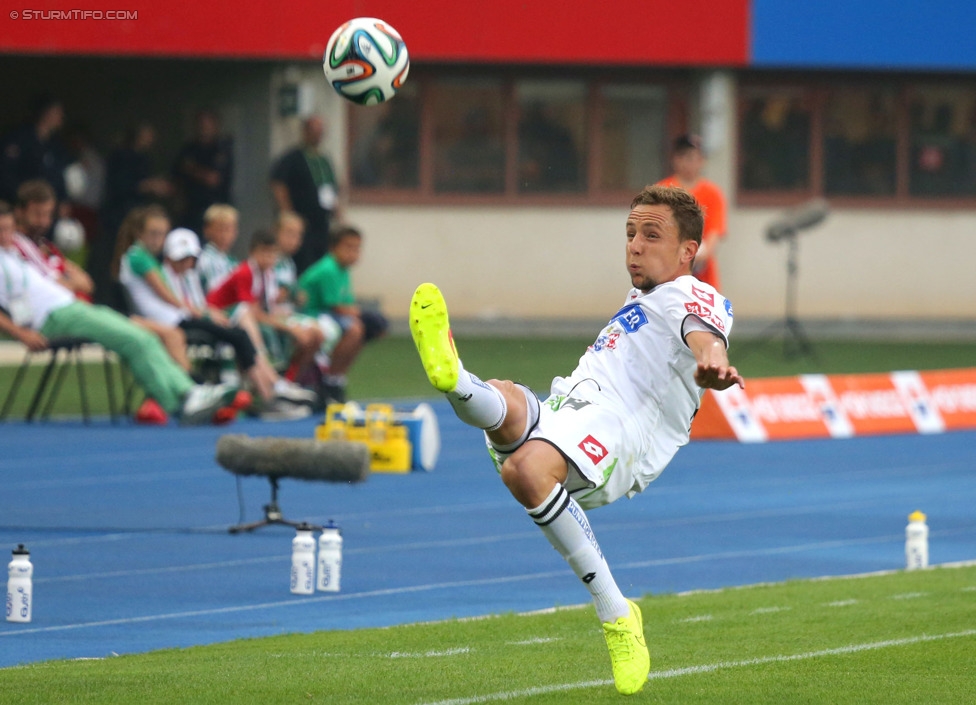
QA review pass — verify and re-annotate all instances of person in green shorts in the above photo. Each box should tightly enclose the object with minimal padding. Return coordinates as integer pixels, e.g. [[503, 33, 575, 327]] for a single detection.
[[0, 201, 239, 425]]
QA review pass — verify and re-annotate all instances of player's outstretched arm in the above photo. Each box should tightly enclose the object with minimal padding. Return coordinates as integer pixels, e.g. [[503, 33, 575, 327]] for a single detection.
[[686, 330, 745, 391]]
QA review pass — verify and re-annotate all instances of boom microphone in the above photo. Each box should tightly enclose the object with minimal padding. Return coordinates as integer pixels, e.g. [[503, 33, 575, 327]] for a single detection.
[[765, 198, 829, 242], [215, 435, 370, 483]]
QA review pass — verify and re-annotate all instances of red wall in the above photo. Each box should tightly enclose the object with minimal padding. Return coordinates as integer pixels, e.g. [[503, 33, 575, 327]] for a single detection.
[[2, 0, 749, 66]]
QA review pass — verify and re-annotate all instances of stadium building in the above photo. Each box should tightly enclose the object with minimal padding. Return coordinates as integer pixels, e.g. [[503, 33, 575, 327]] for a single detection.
[[3, 0, 975, 330]]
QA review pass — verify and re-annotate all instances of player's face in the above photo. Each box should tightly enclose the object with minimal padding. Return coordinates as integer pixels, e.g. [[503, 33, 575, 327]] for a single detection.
[[207, 218, 238, 251], [141, 216, 170, 255], [673, 149, 704, 182], [19, 199, 55, 239], [169, 256, 196, 273], [276, 222, 303, 256], [0, 213, 16, 248], [625, 204, 697, 292], [333, 235, 361, 268], [252, 245, 278, 272]]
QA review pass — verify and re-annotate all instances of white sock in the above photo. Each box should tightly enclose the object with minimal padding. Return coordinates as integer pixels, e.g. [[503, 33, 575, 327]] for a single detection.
[[527, 484, 629, 623], [447, 361, 507, 432]]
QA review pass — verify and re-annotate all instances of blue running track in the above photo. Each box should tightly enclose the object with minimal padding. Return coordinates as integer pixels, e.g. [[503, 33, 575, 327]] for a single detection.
[[1, 401, 974, 667]]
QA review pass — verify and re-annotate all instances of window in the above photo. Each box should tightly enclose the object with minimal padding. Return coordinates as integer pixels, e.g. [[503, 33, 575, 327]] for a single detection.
[[432, 78, 506, 194], [599, 84, 669, 192], [349, 82, 420, 189], [516, 80, 586, 193], [908, 86, 974, 197], [347, 69, 687, 203], [824, 86, 896, 196], [739, 76, 976, 204], [739, 88, 811, 192]]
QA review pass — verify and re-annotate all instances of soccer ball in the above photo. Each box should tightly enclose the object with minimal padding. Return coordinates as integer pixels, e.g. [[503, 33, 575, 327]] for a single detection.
[[323, 17, 409, 106]]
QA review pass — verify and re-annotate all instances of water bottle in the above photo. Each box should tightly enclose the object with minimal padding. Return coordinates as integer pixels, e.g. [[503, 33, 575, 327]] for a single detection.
[[290, 523, 316, 595], [6, 544, 33, 623], [905, 510, 929, 570], [317, 520, 343, 592]]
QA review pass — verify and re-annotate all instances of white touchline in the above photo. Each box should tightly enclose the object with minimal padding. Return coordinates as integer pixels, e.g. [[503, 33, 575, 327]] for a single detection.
[[417, 629, 976, 705]]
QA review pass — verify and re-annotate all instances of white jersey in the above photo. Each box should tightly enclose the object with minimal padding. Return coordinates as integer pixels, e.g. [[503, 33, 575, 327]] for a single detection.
[[0, 247, 74, 330], [197, 243, 237, 293], [555, 275, 733, 490]]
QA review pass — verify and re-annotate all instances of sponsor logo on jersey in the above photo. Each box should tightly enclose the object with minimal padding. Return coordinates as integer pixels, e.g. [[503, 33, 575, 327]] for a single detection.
[[724, 298, 734, 318], [578, 434, 608, 464], [611, 303, 648, 333], [685, 300, 726, 332], [691, 284, 715, 306]]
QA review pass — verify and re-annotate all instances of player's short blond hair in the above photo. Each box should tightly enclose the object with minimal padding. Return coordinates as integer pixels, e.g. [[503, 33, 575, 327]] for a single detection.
[[203, 204, 238, 227]]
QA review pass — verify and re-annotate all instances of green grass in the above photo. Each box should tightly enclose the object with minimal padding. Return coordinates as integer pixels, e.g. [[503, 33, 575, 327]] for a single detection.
[[3, 565, 974, 704], [4, 337, 976, 417]]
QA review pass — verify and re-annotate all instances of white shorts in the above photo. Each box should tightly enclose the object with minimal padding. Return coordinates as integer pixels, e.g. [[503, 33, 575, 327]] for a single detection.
[[485, 383, 643, 510]]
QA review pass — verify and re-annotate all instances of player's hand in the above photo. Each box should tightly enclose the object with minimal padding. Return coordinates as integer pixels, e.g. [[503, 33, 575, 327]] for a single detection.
[[695, 362, 745, 391]]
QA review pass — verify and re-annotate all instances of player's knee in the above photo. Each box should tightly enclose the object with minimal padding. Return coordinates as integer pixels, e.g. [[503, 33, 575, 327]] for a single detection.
[[500, 454, 553, 508]]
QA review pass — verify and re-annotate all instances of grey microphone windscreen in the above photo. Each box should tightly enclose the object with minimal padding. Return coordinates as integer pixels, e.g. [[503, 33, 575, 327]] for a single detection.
[[766, 198, 829, 242], [216, 435, 370, 483]]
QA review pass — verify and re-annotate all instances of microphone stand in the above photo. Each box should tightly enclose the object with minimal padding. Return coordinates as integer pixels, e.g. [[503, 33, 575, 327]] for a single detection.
[[756, 228, 817, 361]]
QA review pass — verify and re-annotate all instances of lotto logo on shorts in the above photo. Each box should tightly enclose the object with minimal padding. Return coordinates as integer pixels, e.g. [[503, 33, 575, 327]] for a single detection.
[[578, 435, 608, 464]]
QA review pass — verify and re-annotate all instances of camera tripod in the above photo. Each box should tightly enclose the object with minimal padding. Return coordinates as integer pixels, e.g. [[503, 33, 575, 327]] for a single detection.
[[750, 231, 817, 361]]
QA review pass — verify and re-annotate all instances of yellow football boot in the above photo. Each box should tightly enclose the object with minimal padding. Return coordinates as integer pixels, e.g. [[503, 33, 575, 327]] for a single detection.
[[409, 283, 459, 393], [602, 599, 650, 695]]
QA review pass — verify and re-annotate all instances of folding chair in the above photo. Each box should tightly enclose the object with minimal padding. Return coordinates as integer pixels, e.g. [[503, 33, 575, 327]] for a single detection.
[[0, 337, 121, 424]]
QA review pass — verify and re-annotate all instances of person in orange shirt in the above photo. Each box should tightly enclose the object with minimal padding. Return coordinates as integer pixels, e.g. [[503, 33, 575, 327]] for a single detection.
[[656, 134, 727, 290]]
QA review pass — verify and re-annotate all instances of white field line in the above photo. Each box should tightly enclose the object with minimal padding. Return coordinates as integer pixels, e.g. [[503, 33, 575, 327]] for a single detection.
[[418, 629, 976, 705]]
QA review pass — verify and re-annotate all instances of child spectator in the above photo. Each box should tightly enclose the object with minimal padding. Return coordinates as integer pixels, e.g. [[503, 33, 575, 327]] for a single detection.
[[115, 206, 315, 420], [0, 200, 241, 426], [298, 224, 388, 403], [197, 203, 239, 292], [162, 228, 315, 418], [272, 210, 305, 314], [206, 229, 341, 397]]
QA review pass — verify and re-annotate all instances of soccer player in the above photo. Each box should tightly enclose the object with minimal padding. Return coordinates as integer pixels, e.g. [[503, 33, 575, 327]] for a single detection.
[[409, 185, 745, 695]]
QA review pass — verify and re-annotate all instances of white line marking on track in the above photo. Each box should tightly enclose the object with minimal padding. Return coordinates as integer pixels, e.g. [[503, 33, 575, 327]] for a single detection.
[[751, 606, 791, 615], [417, 629, 976, 705], [826, 600, 858, 607], [678, 615, 713, 623]]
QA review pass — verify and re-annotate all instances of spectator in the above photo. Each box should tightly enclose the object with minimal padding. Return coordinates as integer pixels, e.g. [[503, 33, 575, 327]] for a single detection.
[[206, 229, 341, 395], [12, 179, 94, 300], [272, 210, 305, 314], [110, 205, 195, 372], [91, 122, 172, 309], [196, 204, 239, 293], [172, 109, 233, 237], [656, 135, 728, 291], [117, 218, 314, 420], [63, 123, 106, 248], [0, 95, 69, 205], [298, 224, 388, 403], [0, 200, 241, 426], [270, 116, 341, 274]]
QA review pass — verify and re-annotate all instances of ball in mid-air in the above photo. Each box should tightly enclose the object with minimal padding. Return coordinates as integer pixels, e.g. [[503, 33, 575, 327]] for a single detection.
[[323, 17, 409, 106]]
